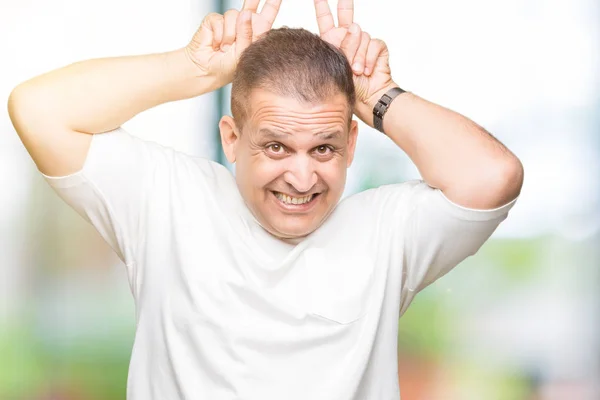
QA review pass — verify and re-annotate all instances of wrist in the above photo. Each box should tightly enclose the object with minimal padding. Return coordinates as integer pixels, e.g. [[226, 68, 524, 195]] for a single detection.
[[165, 48, 220, 99], [354, 82, 401, 128], [364, 82, 401, 110]]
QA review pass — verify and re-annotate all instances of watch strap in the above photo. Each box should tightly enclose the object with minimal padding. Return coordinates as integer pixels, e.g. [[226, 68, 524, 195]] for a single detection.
[[373, 87, 406, 133]]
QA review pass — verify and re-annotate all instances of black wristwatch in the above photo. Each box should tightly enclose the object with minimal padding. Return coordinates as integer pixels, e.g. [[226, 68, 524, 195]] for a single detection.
[[373, 87, 406, 134]]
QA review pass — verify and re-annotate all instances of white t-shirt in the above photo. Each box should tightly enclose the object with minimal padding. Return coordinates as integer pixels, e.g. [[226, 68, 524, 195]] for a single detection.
[[42, 127, 517, 400]]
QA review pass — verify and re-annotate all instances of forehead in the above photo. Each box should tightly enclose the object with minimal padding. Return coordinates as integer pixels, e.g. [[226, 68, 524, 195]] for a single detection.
[[245, 89, 351, 133]]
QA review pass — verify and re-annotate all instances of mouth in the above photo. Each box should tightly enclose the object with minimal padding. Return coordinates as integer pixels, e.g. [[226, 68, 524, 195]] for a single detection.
[[271, 191, 321, 212]]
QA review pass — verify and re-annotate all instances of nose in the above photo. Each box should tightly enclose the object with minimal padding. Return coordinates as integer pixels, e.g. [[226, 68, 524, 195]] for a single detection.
[[283, 154, 318, 194]]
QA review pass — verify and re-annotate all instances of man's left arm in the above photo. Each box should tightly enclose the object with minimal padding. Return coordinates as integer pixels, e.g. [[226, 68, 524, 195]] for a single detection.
[[355, 87, 524, 209], [315, 1, 524, 312], [313, 0, 524, 207]]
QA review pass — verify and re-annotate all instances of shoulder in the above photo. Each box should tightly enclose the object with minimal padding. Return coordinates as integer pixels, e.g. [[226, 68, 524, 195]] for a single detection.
[[317, 179, 425, 232], [134, 136, 236, 194], [337, 179, 426, 214]]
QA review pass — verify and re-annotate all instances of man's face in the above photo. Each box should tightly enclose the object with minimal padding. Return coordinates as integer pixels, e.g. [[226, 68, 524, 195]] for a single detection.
[[220, 89, 358, 242]]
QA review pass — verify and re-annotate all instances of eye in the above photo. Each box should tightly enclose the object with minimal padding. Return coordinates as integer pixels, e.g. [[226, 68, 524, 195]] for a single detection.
[[268, 144, 283, 152], [315, 145, 333, 155], [265, 143, 287, 157]]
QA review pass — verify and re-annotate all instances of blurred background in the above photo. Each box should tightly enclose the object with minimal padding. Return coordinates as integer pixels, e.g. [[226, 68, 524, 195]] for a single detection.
[[1, 0, 599, 399]]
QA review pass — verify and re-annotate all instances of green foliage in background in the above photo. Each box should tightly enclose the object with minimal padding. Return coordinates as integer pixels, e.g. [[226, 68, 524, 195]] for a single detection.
[[0, 318, 133, 400]]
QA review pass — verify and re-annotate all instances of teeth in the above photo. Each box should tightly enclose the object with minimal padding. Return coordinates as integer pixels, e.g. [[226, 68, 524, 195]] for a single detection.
[[275, 192, 314, 205]]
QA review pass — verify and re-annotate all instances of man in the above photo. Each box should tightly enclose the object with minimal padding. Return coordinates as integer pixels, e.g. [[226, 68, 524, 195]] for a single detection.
[[8, 0, 523, 399]]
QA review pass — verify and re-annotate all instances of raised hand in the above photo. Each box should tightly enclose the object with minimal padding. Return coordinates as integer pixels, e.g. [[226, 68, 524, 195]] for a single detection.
[[314, 0, 397, 121], [314, 0, 354, 47], [185, 0, 282, 89]]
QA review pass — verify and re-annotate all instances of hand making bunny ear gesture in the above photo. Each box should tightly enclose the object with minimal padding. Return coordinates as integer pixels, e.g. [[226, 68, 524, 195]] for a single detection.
[[185, 0, 283, 90], [313, 0, 398, 118]]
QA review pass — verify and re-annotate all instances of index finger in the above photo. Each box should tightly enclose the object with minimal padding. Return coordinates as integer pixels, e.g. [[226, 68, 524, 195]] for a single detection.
[[242, 0, 260, 12], [337, 0, 354, 28], [314, 0, 335, 35], [260, 0, 282, 26]]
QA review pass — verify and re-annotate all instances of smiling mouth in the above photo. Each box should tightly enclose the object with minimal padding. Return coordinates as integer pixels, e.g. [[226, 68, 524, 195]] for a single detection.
[[272, 191, 320, 206]]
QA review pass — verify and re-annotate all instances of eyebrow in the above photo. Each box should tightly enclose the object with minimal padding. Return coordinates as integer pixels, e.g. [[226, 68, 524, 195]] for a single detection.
[[257, 129, 342, 140]]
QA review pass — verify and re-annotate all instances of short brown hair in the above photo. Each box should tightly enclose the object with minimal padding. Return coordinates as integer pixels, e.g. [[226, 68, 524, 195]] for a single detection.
[[231, 28, 355, 127]]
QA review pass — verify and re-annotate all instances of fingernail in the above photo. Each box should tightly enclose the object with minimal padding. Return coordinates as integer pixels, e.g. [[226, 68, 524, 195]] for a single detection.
[[349, 23, 359, 34], [364, 67, 371, 75], [353, 63, 363, 72], [241, 10, 251, 20]]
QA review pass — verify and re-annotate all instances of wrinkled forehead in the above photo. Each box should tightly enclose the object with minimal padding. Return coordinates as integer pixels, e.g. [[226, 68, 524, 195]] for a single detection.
[[244, 89, 352, 135]]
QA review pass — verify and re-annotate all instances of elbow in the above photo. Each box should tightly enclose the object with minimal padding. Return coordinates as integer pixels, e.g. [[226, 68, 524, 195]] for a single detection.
[[8, 84, 33, 124], [7, 85, 21, 120], [436, 155, 524, 210], [492, 155, 524, 204], [7, 85, 26, 135], [8, 83, 47, 138]]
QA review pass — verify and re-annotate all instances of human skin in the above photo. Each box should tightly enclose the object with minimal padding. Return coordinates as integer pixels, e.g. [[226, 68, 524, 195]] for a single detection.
[[313, 0, 524, 210], [219, 0, 524, 241], [219, 91, 358, 241], [7, 0, 281, 177], [8, 0, 523, 242]]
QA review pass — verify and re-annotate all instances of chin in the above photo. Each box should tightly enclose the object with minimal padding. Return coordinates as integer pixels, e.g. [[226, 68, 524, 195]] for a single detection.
[[270, 224, 315, 240]]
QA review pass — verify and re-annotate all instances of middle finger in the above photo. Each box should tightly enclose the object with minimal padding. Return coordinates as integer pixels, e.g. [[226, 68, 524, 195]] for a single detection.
[[340, 23, 362, 68], [337, 0, 354, 28], [242, 0, 260, 12], [314, 0, 335, 35], [353, 32, 370, 75]]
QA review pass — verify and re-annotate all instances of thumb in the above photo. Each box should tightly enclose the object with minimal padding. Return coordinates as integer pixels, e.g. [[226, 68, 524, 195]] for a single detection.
[[235, 10, 253, 56]]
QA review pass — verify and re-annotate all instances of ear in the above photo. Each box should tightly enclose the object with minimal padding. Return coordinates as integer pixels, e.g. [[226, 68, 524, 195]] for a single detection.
[[346, 119, 359, 168], [219, 115, 240, 164]]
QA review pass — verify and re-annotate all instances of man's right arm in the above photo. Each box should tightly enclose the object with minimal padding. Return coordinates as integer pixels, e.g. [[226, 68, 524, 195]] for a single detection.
[[7, 49, 211, 177], [7, 0, 282, 177]]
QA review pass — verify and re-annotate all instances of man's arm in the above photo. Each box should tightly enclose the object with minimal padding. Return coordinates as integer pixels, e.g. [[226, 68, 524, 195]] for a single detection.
[[7, 49, 207, 176], [314, 0, 523, 210], [355, 89, 524, 209], [7, 0, 281, 177]]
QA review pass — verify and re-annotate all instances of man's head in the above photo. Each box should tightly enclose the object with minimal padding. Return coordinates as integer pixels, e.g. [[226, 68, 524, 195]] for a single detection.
[[219, 28, 358, 242]]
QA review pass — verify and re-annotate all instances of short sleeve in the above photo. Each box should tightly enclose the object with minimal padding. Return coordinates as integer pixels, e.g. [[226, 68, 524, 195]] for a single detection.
[[375, 180, 518, 316], [40, 126, 161, 268]]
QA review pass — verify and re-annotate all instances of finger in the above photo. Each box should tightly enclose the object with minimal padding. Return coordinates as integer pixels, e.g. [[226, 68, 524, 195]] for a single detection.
[[202, 13, 224, 50], [198, 22, 214, 48], [340, 23, 361, 67], [314, 0, 335, 35], [337, 0, 354, 28], [352, 32, 370, 75], [242, 0, 260, 12], [365, 39, 387, 76], [235, 10, 253, 55], [260, 0, 282, 26], [222, 9, 239, 50]]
